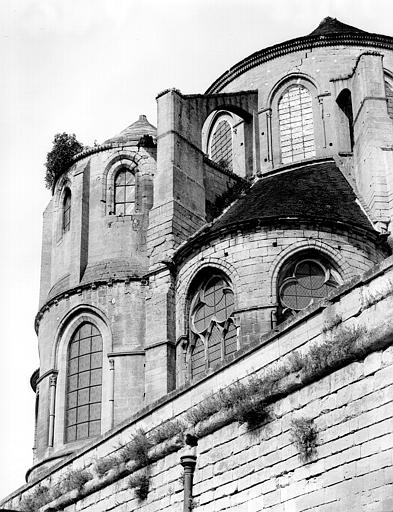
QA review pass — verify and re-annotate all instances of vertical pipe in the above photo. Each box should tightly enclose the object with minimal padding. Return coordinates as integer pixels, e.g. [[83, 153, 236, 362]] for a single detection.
[[48, 375, 57, 447], [109, 358, 115, 429], [180, 454, 197, 512]]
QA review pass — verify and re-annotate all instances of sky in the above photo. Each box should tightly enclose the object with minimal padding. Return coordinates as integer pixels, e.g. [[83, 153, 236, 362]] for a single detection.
[[1, 0, 392, 500]]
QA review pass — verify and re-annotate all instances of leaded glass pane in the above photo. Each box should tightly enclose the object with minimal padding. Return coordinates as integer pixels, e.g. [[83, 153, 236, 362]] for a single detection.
[[224, 321, 237, 356], [65, 322, 102, 442], [67, 426, 76, 442], [191, 338, 205, 378], [77, 423, 89, 439], [208, 325, 222, 367], [89, 420, 101, 436], [66, 408, 76, 426], [78, 371, 90, 389]]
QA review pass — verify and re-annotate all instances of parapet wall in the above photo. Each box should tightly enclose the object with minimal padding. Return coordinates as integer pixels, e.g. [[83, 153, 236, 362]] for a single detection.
[[3, 257, 393, 512]]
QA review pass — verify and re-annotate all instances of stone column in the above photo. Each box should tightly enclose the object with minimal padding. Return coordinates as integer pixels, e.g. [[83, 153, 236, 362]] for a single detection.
[[48, 374, 57, 447]]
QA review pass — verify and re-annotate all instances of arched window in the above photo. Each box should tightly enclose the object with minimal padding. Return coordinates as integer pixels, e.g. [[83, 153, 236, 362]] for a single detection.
[[114, 169, 135, 216], [189, 273, 237, 379], [337, 89, 354, 151], [277, 254, 340, 323], [385, 77, 393, 120], [65, 322, 103, 442], [63, 189, 71, 232], [208, 117, 233, 171], [278, 84, 315, 164]]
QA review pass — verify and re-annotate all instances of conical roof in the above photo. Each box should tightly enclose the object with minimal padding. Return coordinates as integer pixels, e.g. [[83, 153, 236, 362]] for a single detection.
[[309, 16, 368, 36], [104, 115, 157, 145]]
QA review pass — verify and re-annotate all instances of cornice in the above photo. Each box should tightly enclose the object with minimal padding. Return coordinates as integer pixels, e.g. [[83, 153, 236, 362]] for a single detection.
[[173, 215, 385, 267], [35, 276, 148, 334], [206, 33, 393, 94]]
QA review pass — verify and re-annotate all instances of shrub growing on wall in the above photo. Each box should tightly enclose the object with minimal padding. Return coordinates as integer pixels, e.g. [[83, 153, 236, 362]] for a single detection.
[[45, 133, 84, 190], [290, 417, 318, 461]]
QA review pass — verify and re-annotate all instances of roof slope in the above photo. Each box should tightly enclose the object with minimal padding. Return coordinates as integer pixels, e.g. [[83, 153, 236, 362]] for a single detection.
[[309, 16, 368, 36], [104, 114, 156, 145], [209, 160, 374, 234]]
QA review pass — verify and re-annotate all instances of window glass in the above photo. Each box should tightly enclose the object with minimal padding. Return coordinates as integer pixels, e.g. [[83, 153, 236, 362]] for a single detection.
[[65, 322, 102, 442], [114, 170, 135, 215], [190, 274, 236, 378], [279, 85, 315, 164], [63, 190, 71, 232], [209, 119, 233, 171]]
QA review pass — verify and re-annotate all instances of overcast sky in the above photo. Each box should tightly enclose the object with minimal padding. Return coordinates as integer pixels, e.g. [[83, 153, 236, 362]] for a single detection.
[[1, 0, 392, 499]]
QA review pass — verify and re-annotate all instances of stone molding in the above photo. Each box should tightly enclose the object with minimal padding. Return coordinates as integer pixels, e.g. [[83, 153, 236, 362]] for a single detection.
[[206, 35, 393, 94]]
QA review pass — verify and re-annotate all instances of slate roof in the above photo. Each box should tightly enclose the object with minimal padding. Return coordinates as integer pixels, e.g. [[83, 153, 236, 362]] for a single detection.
[[209, 160, 374, 235]]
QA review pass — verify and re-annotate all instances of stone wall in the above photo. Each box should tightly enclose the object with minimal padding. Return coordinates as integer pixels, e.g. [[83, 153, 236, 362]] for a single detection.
[[174, 221, 386, 369], [3, 256, 393, 512]]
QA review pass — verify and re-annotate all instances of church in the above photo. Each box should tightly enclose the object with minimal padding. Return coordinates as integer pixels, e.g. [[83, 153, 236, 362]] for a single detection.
[[2, 16, 393, 512]]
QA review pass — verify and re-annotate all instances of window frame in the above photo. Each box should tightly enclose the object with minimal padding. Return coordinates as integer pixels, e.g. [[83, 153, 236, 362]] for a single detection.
[[187, 272, 238, 380], [53, 311, 112, 449], [278, 84, 316, 164], [113, 168, 136, 216], [64, 322, 103, 443], [207, 114, 234, 171], [62, 188, 71, 232], [269, 77, 323, 167], [276, 253, 341, 323]]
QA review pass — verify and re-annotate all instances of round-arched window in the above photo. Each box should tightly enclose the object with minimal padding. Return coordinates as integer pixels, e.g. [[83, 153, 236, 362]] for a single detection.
[[63, 189, 71, 232], [277, 255, 340, 323], [189, 274, 237, 379], [278, 84, 315, 164], [114, 169, 135, 215], [65, 322, 103, 442], [208, 118, 233, 171]]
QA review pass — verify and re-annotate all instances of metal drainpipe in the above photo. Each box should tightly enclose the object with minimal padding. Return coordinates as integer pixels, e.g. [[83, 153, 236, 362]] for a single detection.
[[180, 435, 198, 512]]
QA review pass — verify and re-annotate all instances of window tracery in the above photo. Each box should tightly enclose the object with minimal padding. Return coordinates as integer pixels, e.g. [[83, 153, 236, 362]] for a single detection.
[[277, 256, 339, 323], [65, 322, 102, 442], [278, 84, 315, 163], [189, 274, 237, 379]]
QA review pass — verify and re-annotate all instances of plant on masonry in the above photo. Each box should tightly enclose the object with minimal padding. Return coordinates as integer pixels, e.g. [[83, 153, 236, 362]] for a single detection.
[[212, 180, 251, 218], [45, 132, 84, 190], [290, 417, 318, 461], [118, 428, 152, 468], [61, 468, 92, 493], [94, 455, 120, 477], [149, 419, 185, 445], [129, 470, 150, 501], [19, 485, 51, 512]]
